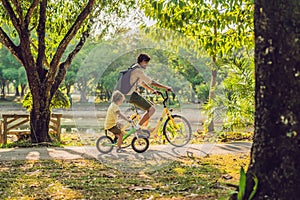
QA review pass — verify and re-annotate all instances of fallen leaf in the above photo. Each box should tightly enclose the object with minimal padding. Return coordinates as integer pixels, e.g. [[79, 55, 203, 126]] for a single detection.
[[222, 174, 233, 180], [129, 185, 156, 191]]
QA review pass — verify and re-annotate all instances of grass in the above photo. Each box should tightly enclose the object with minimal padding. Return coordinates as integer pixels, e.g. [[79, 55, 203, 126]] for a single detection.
[[0, 153, 249, 200]]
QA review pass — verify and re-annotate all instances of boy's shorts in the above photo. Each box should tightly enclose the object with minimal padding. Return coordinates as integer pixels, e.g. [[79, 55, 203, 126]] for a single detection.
[[108, 125, 122, 135], [126, 92, 152, 111]]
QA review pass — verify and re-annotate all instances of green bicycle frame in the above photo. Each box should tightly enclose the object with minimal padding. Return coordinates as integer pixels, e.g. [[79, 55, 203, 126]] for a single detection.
[[122, 126, 136, 142]]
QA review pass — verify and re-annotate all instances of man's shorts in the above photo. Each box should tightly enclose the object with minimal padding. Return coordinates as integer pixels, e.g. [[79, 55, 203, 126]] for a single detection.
[[127, 92, 152, 111], [108, 125, 122, 135]]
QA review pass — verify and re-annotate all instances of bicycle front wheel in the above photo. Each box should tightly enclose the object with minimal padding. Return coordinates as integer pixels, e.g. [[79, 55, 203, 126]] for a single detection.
[[96, 136, 114, 154], [131, 137, 149, 153], [163, 115, 192, 147]]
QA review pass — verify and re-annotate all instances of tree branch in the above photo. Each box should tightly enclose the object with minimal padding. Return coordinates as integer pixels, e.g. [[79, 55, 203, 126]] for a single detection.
[[30, 40, 50, 68], [25, 0, 39, 28], [1, 0, 21, 34], [0, 26, 22, 64], [49, 0, 96, 81], [11, 0, 23, 25], [36, 0, 47, 76], [50, 30, 90, 98]]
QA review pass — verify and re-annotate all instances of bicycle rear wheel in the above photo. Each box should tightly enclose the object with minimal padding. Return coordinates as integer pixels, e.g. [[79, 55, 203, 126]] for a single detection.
[[96, 136, 114, 153], [131, 137, 149, 153], [163, 115, 192, 147]]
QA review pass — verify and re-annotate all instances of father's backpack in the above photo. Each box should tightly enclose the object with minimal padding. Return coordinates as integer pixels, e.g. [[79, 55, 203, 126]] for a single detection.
[[115, 64, 139, 94]]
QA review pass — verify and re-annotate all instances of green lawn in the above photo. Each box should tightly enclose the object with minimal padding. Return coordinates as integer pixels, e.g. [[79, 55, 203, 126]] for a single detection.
[[0, 154, 249, 200]]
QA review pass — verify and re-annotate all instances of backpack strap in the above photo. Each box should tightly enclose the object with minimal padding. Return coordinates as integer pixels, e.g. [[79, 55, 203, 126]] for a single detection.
[[129, 63, 140, 70], [129, 64, 140, 93]]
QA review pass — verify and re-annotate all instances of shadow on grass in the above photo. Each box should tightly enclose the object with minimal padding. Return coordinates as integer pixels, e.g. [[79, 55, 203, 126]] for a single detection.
[[0, 155, 238, 200]]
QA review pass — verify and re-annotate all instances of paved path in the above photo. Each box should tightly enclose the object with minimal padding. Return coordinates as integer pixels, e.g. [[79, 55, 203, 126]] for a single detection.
[[0, 142, 251, 161], [0, 142, 251, 172]]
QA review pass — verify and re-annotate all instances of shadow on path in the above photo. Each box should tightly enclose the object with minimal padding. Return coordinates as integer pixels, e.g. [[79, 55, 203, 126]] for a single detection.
[[0, 142, 252, 172]]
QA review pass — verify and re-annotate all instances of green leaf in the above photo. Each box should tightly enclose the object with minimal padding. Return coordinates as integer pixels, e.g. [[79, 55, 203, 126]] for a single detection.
[[249, 175, 258, 200], [158, 2, 163, 13], [238, 166, 246, 200]]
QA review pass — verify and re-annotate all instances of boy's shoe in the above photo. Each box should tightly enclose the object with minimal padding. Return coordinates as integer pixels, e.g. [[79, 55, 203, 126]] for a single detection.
[[116, 148, 126, 153], [113, 137, 118, 144]]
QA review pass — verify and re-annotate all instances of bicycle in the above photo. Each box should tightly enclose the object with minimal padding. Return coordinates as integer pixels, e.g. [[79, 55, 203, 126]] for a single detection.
[[128, 91, 192, 147], [96, 123, 149, 154]]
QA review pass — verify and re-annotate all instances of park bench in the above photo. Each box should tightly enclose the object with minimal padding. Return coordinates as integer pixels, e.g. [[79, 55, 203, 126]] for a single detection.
[[0, 113, 62, 145]]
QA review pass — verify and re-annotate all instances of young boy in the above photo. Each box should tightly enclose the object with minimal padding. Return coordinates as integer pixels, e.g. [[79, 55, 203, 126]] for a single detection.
[[104, 90, 131, 153]]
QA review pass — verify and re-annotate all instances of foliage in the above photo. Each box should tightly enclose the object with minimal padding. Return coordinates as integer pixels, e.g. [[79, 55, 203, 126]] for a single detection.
[[0, 154, 249, 199], [140, 0, 254, 57], [22, 89, 70, 111], [222, 56, 255, 130], [0, 46, 26, 97], [0, 0, 136, 61], [202, 55, 255, 131], [235, 167, 258, 200]]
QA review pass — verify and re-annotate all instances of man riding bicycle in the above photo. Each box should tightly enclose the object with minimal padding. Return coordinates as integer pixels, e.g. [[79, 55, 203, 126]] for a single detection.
[[124, 53, 173, 131]]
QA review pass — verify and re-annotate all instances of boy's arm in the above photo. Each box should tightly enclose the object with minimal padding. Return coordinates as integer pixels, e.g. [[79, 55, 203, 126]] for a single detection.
[[116, 110, 131, 122]]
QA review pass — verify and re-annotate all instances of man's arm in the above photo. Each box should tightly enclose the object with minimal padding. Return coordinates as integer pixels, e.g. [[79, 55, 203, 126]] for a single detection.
[[150, 80, 173, 91], [141, 80, 173, 93], [141, 81, 156, 93]]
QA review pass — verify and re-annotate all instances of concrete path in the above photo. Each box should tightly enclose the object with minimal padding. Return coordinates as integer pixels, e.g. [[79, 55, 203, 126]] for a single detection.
[[0, 142, 251, 172], [0, 142, 251, 161]]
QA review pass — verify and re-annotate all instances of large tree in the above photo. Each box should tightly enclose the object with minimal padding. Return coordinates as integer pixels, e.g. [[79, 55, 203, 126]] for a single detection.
[[0, 0, 134, 143], [242, 0, 300, 199]]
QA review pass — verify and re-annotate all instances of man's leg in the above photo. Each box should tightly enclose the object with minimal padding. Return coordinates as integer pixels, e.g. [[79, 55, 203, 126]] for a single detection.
[[139, 105, 155, 126], [129, 92, 155, 127]]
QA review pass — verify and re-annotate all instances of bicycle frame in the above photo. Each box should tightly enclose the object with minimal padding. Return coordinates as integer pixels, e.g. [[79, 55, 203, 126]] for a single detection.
[[122, 126, 136, 142], [104, 124, 137, 147], [128, 91, 180, 137]]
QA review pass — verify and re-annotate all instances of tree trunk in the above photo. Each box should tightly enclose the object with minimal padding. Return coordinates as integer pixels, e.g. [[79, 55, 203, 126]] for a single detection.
[[29, 89, 52, 143], [21, 84, 27, 97], [243, 0, 300, 199], [15, 85, 20, 96], [208, 67, 217, 132], [6, 83, 9, 95], [80, 90, 88, 103], [79, 82, 88, 102], [66, 84, 71, 97], [1, 81, 5, 99]]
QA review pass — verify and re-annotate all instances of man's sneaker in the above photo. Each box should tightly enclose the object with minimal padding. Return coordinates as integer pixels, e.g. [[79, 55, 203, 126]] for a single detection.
[[136, 128, 150, 138], [116, 148, 126, 153]]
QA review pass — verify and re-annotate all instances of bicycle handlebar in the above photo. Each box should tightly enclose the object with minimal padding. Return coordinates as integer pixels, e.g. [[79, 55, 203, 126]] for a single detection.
[[158, 91, 169, 107]]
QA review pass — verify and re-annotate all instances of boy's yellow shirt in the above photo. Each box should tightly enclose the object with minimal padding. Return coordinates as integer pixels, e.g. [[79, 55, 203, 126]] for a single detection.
[[104, 102, 120, 130]]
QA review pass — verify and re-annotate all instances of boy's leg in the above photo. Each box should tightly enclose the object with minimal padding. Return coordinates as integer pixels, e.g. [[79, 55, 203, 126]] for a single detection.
[[117, 132, 124, 148], [108, 126, 123, 148]]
